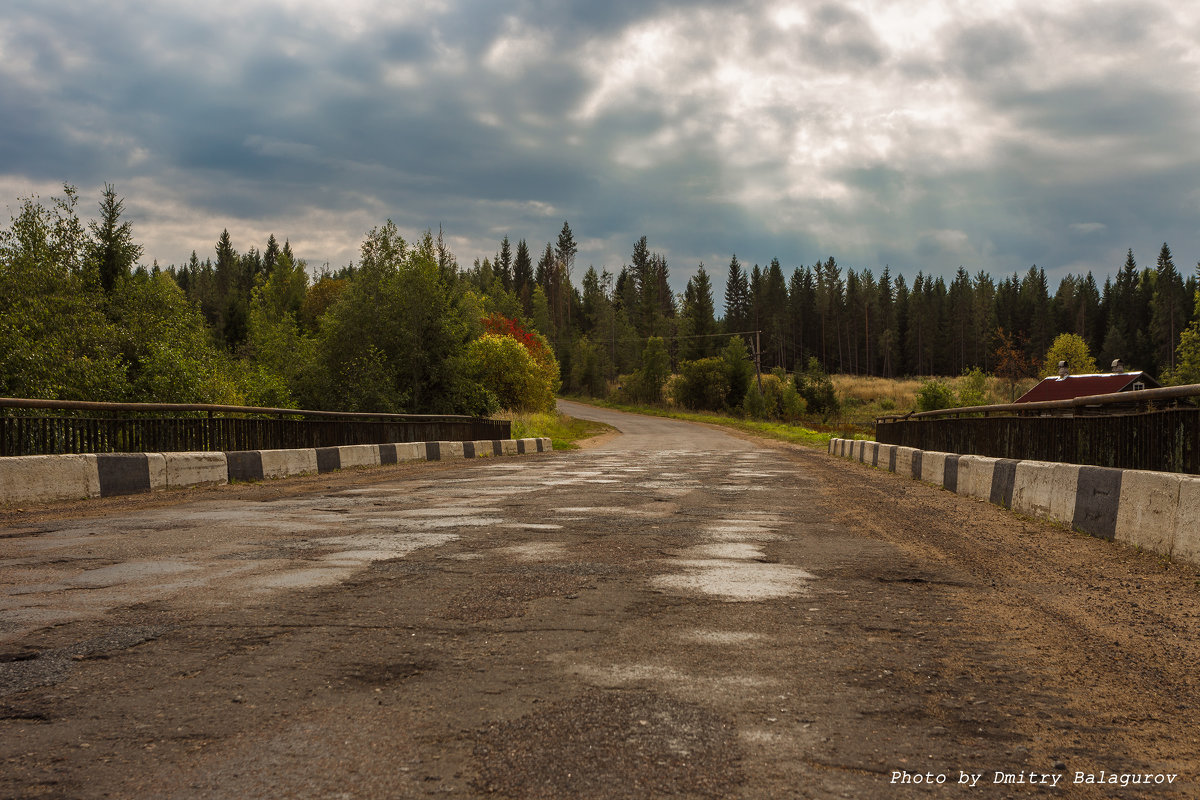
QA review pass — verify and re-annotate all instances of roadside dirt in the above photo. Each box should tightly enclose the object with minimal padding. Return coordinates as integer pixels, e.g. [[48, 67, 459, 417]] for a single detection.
[[1, 408, 1198, 798]]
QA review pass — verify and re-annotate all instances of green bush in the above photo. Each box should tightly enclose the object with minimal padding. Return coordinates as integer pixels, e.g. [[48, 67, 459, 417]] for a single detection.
[[465, 333, 553, 412], [916, 378, 956, 411], [956, 367, 992, 407], [721, 336, 756, 411], [629, 336, 670, 404], [743, 382, 767, 419], [779, 380, 807, 420], [670, 356, 730, 410], [796, 358, 839, 419]]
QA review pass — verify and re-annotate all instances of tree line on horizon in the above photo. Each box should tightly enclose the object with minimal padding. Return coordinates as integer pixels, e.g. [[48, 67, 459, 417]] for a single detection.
[[5, 183, 1200, 419], [460, 234, 1200, 392]]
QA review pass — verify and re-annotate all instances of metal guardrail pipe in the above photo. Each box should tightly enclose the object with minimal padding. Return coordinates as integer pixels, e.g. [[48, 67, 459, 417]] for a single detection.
[[875, 383, 1200, 423], [0, 397, 478, 422]]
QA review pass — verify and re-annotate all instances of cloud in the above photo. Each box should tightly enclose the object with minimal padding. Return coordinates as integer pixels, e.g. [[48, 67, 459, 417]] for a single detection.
[[0, 0, 1198, 302]]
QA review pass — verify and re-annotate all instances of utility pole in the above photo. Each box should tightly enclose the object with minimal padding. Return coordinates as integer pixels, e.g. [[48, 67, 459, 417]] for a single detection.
[[755, 329, 764, 394]]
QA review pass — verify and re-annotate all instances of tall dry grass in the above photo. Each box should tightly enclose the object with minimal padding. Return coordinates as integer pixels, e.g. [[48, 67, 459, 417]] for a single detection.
[[832, 373, 1040, 423]]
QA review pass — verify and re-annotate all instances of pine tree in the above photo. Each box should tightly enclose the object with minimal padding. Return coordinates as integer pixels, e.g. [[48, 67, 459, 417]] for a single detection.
[[263, 234, 280, 276], [680, 264, 718, 360], [555, 221, 577, 288], [497, 235, 513, 291], [1151, 242, 1187, 373], [1101, 249, 1139, 368], [723, 255, 749, 335], [513, 239, 533, 313], [88, 183, 142, 294], [761, 258, 788, 369]]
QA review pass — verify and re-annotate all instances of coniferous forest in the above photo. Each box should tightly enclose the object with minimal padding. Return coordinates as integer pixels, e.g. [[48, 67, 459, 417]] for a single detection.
[[4, 184, 1200, 419]]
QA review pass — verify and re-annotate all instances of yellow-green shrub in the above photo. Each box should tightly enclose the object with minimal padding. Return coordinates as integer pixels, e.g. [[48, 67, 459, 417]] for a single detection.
[[466, 333, 556, 412]]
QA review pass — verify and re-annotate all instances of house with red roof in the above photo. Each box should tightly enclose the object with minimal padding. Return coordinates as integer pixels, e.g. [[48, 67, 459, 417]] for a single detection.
[[1015, 361, 1159, 405]]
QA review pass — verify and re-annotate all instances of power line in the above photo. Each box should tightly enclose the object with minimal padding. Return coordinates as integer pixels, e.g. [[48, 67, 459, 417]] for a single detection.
[[547, 330, 760, 347]]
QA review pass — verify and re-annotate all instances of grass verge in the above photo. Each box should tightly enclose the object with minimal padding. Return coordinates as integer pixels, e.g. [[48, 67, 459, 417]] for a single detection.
[[493, 410, 616, 451], [562, 397, 869, 449]]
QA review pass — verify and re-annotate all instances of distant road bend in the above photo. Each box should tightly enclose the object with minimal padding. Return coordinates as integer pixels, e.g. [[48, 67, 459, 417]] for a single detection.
[[0, 399, 1197, 798]]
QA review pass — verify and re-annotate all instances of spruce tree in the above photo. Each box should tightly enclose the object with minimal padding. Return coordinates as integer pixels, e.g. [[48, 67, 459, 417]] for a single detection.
[[723, 255, 749, 335], [88, 183, 142, 294], [1152, 242, 1187, 373], [513, 239, 533, 312], [497, 235, 513, 291]]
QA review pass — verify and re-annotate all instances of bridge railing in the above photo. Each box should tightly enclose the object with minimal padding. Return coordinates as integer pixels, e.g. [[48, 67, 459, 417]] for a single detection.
[[0, 398, 510, 457], [874, 384, 1200, 475]]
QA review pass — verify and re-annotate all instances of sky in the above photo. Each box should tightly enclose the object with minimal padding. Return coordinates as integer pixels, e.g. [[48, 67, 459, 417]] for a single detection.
[[3, 0, 1199, 298]]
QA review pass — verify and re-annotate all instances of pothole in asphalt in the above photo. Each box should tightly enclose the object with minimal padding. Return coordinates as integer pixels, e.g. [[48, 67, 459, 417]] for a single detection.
[[64, 560, 198, 588], [501, 542, 567, 561], [652, 544, 815, 602], [252, 566, 358, 590], [679, 629, 771, 645], [553, 507, 666, 517], [391, 507, 502, 517], [567, 662, 777, 691], [384, 516, 505, 530]]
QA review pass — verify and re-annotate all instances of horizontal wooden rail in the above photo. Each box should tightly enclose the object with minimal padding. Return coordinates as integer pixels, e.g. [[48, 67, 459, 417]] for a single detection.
[[0, 397, 476, 422], [0, 398, 509, 457], [875, 383, 1200, 423]]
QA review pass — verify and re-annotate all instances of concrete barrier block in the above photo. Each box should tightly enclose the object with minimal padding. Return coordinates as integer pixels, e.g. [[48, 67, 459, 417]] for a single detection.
[[96, 453, 152, 497], [498, 440, 519, 456], [165, 452, 228, 488], [315, 447, 341, 473], [828, 438, 836, 454], [894, 447, 919, 479], [1173, 477, 1200, 565], [957, 455, 996, 500], [875, 444, 896, 472], [338, 445, 380, 469], [1012, 461, 1056, 521], [226, 451, 263, 482], [259, 449, 318, 479], [989, 459, 1019, 509], [1071, 466, 1122, 539], [1114, 470, 1182, 557], [394, 442, 425, 462], [541, 437, 553, 451], [0, 454, 100, 504], [920, 451, 948, 487], [437, 441, 466, 459], [469, 440, 492, 458], [954, 455, 976, 497], [864, 441, 878, 466], [942, 455, 960, 493], [147, 453, 167, 491], [1048, 463, 1081, 526]]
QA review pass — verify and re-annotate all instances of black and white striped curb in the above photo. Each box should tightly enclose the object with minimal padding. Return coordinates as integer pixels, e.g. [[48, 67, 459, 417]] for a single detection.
[[0, 438, 552, 505], [829, 438, 1200, 567]]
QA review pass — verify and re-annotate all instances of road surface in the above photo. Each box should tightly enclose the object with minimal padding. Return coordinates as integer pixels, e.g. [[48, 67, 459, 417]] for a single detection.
[[1, 401, 1198, 798]]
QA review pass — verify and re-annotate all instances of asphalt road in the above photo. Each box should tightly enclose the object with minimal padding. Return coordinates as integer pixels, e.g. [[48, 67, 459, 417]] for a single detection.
[[1, 402, 1198, 798]]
